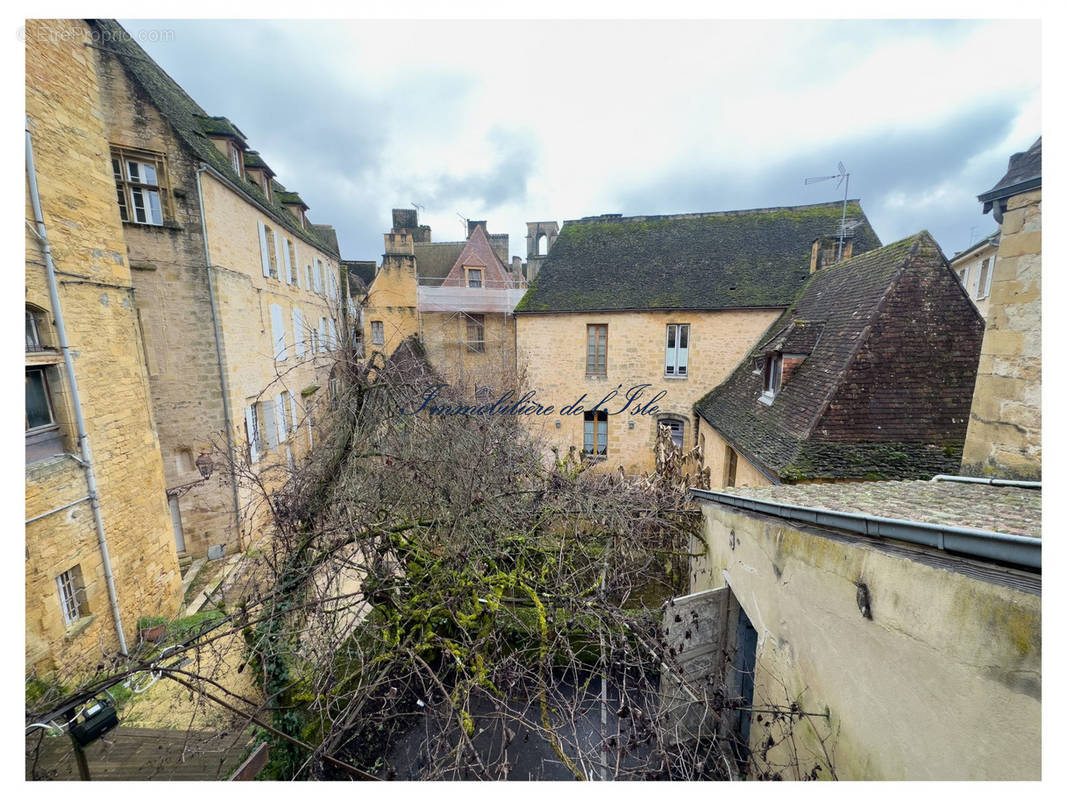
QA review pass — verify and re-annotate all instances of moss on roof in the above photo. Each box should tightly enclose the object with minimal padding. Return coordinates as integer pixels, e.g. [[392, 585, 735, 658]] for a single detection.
[[195, 115, 247, 142], [242, 150, 274, 174], [87, 19, 338, 258], [515, 201, 880, 313]]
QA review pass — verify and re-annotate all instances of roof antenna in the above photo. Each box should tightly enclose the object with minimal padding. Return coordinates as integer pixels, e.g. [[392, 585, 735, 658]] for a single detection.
[[804, 161, 851, 262], [456, 211, 467, 238], [411, 201, 424, 219]]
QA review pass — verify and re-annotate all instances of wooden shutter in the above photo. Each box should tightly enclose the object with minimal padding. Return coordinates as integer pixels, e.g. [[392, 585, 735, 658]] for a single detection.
[[245, 406, 259, 463], [270, 303, 287, 361], [292, 307, 305, 356], [274, 394, 288, 442], [257, 221, 271, 277], [282, 237, 292, 284], [271, 230, 282, 279], [293, 243, 302, 288], [263, 401, 278, 449]]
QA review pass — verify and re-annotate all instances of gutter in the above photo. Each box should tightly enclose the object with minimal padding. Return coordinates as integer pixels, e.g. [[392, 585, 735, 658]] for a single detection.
[[27, 120, 129, 655], [688, 487, 1040, 571], [195, 166, 243, 545], [931, 474, 1041, 490]]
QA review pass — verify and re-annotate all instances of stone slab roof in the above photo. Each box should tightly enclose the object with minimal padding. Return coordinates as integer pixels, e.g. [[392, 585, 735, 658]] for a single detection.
[[514, 201, 880, 312], [414, 242, 467, 281], [718, 480, 1041, 538], [979, 137, 1041, 208], [696, 232, 985, 482], [88, 19, 339, 258]]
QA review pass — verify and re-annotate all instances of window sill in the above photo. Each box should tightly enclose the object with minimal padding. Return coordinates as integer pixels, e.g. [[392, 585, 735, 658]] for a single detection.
[[64, 614, 96, 641], [663, 374, 689, 380], [585, 373, 608, 380], [581, 453, 607, 464]]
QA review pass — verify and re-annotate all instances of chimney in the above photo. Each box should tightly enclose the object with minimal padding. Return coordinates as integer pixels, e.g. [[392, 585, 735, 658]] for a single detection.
[[467, 220, 487, 237]]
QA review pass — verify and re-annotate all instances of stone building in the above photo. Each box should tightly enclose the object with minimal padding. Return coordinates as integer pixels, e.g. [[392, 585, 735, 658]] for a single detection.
[[87, 19, 348, 556], [682, 479, 1040, 779], [362, 210, 525, 386], [25, 19, 182, 674], [949, 232, 999, 319], [513, 202, 880, 473], [962, 138, 1042, 479], [694, 232, 984, 488]]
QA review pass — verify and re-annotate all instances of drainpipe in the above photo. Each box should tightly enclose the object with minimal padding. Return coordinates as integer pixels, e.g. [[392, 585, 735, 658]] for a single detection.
[[195, 166, 243, 546], [26, 120, 128, 655], [930, 474, 1041, 490]]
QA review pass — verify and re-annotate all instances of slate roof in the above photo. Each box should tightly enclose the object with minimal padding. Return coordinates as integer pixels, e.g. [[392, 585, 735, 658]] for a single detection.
[[979, 137, 1042, 210], [695, 232, 985, 482], [343, 260, 378, 292], [87, 19, 339, 258], [514, 201, 880, 313], [718, 481, 1040, 538], [414, 242, 467, 281]]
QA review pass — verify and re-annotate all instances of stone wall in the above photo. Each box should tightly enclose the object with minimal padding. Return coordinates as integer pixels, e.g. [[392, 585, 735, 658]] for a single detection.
[[25, 19, 182, 674], [962, 189, 1041, 479], [690, 501, 1040, 779], [516, 309, 779, 473]]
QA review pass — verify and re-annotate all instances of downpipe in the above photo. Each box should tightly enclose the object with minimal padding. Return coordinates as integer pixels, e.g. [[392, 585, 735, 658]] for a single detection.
[[26, 120, 128, 655]]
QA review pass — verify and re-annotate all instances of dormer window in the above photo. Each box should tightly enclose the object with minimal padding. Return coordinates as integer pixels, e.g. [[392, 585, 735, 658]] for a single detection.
[[760, 352, 782, 404], [466, 268, 483, 288], [230, 144, 244, 177]]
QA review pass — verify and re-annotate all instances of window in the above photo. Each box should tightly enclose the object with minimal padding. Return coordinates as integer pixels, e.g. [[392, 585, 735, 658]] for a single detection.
[[258, 222, 279, 279], [371, 321, 384, 346], [537, 233, 548, 256], [466, 268, 483, 288], [466, 314, 485, 353], [230, 144, 243, 176], [661, 418, 685, 449], [111, 147, 169, 225], [245, 403, 263, 463], [761, 353, 782, 401], [958, 266, 970, 295], [586, 324, 607, 376], [56, 566, 87, 627], [26, 307, 46, 352], [583, 410, 608, 457], [725, 446, 738, 488], [292, 307, 306, 357], [665, 323, 690, 377], [270, 303, 287, 361], [26, 367, 57, 432], [287, 240, 298, 284], [977, 255, 996, 300]]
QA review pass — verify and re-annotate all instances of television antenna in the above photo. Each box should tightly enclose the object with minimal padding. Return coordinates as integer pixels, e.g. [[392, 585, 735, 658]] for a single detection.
[[411, 202, 424, 215], [456, 211, 468, 237], [804, 161, 851, 262]]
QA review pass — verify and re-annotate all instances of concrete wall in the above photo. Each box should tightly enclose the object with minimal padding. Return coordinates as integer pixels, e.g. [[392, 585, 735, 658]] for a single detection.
[[516, 309, 779, 473], [690, 501, 1041, 779], [963, 189, 1041, 479], [25, 19, 182, 674]]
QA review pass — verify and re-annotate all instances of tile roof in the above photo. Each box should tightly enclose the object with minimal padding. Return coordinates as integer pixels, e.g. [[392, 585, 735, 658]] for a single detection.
[[695, 231, 985, 482], [88, 19, 339, 258], [718, 480, 1041, 538], [514, 201, 880, 313], [414, 242, 467, 281]]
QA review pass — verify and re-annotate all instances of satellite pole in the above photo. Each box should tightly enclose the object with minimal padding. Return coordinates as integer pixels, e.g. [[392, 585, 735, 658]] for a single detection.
[[804, 162, 851, 262]]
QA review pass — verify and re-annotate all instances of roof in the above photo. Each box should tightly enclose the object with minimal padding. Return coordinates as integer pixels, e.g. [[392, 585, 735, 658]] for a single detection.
[[978, 137, 1041, 210], [242, 150, 273, 175], [514, 201, 880, 313], [951, 231, 999, 262], [440, 224, 519, 288], [710, 480, 1040, 539], [87, 19, 339, 258], [343, 260, 377, 290], [696, 232, 985, 482], [414, 242, 467, 281]]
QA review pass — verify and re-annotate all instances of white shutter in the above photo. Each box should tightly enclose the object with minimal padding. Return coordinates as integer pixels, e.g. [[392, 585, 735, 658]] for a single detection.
[[983, 254, 996, 298], [245, 406, 259, 463], [270, 303, 287, 361], [328, 318, 338, 349], [293, 243, 302, 288], [319, 318, 327, 352], [274, 394, 288, 442], [289, 393, 299, 436], [271, 230, 282, 279], [263, 400, 278, 449], [282, 237, 292, 284], [314, 260, 323, 294], [292, 307, 305, 356], [258, 221, 271, 277]]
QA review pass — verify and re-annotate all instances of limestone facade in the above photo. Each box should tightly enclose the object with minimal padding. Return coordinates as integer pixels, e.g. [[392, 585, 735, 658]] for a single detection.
[[25, 19, 182, 674]]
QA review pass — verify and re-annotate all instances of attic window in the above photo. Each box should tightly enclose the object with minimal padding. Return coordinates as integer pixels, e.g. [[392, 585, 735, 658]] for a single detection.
[[466, 268, 483, 288], [760, 352, 782, 404], [230, 144, 243, 177]]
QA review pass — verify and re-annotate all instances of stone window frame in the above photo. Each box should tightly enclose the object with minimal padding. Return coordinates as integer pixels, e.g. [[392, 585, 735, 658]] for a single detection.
[[465, 267, 484, 288], [658, 416, 686, 450], [56, 565, 88, 628], [586, 324, 608, 376], [371, 320, 385, 346], [583, 410, 608, 459], [111, 145, 172, 226]]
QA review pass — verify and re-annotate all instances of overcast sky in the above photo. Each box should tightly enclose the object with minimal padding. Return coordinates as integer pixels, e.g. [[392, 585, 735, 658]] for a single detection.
[[126, 18, 1040, 262]]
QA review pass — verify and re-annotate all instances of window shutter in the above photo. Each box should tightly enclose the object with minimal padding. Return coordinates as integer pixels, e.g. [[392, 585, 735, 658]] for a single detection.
[[271, 230, 282, 278], [983, 254, 996, 298], [263, 401, 278, 449], [289, 393, 299, 436], [270, 303, 287, 361], [328, 318, 338, 349], [245, 406, 259, 463], [258, 221, 271, 277], [319, 317, 327, 352], [282, 237, 292, 284], [292, 307, 305, 356], [314, 260, 323, 294], [293, 244, 302, 288], [274, 394, 288, 442]]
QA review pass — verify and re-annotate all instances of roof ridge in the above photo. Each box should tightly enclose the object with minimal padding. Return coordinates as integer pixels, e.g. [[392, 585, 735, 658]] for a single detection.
[[566, 199, 864, 225]]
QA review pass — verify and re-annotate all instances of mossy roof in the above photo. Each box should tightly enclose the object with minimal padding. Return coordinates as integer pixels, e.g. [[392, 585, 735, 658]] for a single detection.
[[242, 150, 274, 175], [514, 201, 880, 313], [87, 19, 339, 258], [694, 232, 976, 482]]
